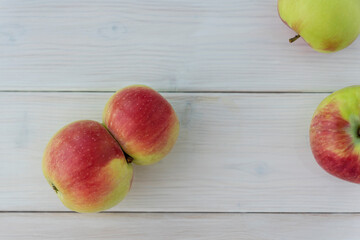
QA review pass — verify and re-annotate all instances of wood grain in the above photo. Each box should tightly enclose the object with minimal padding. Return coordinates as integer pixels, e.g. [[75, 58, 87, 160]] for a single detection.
[[2, 92, 360, 212], [0, 0, 359, 92], [1, 213, 360, 239]]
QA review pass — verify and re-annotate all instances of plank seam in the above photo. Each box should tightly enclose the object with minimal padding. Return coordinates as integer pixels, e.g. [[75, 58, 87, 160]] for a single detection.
[[1, 211, 359, 214], [0, 90, 332, 94]]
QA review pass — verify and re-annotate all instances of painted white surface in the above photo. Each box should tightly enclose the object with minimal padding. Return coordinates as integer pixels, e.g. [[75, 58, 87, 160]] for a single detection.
[[2, 213, 360, 240], [0, 0, 359, 92], [2, 92, 360, 212], [1, 0, 360, 238]]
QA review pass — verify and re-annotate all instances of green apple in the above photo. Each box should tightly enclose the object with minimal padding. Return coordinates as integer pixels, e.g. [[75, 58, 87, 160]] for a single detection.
[[310, 86, 360, 183], [278, 0, 360, 53]]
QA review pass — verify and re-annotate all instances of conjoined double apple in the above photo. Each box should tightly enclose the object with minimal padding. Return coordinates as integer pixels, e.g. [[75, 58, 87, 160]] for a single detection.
[[42, 85, 179, 212], [278, 0, 360, 53], [310, 86, 360, 183]]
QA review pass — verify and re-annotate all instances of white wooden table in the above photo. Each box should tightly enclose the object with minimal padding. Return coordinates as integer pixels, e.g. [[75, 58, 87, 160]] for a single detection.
[[1, 1, 360, 239]]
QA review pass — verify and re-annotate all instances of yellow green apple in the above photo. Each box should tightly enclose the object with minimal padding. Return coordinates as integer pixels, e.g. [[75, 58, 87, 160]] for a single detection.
[[42, 120, 133, 213], [103, 85, 180, 165], [310, 86, 360, 183], [278, 0, 360, 53]]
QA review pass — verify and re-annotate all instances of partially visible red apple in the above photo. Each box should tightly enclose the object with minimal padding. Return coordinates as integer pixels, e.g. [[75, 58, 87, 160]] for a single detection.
[[310, 86, 360, 183], [103, 85, 180, 165], [42, 120, 133, 213]]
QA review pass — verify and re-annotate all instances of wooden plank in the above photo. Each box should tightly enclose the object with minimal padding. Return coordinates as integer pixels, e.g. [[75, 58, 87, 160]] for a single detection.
[[0, 0, 359, 92], [2, 92, 360, 212], [1, 213, 360, 239]]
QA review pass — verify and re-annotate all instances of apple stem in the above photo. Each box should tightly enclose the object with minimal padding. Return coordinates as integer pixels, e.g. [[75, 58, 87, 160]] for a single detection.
[[125, 154, 134, 164], [357, 127, 360, 138], [51, 183, 59, 193], [289, 34, 301, 43]]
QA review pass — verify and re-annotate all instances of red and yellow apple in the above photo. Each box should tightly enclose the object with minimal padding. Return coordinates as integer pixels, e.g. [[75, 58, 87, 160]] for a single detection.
[[278, 0, 360, 53], [43, 85, 179, 212], [42, 120, 133, 213], [103, 85, 180, 165], [310, 86, 360, 183]]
